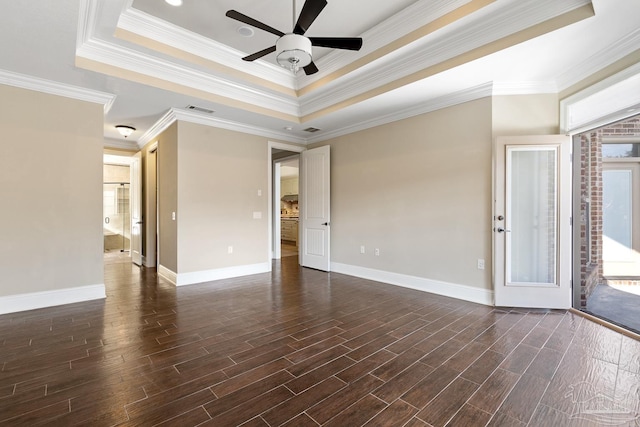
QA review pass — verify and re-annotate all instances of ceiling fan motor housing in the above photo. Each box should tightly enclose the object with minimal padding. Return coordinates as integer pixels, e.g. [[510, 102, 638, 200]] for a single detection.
[[276, 34, 312, 69]]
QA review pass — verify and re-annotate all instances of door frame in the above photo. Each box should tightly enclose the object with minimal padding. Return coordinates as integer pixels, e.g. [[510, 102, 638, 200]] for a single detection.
[[145, 142, 158, 268], [267, 141, 305, 266]]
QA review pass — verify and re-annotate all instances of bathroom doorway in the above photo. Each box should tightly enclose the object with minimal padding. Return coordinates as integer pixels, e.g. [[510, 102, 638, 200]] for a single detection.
[[103, 182, 130, 252]]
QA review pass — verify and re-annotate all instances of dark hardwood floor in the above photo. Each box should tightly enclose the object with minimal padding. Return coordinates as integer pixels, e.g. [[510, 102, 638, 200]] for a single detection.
[[1, 254, 639, 426]]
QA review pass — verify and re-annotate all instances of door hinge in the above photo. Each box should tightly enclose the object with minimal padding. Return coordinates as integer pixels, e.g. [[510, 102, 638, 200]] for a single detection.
[[569, 216, 572, 226]]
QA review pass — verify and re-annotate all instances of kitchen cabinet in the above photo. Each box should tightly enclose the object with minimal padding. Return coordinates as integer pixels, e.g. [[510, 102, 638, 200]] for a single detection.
[[281, 177, 298, 196], [281, 219, 298, 244]]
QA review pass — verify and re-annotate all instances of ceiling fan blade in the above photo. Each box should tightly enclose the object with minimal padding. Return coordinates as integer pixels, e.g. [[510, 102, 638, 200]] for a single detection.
[[293, 0, 327, 35], [226, 10, 285, 37], [303, 61, 319, 75], [309, 37, 363, 50], [242, 46, 277, 61]]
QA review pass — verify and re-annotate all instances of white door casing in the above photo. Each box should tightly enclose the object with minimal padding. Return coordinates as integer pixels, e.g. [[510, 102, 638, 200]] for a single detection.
[[494, 135, 571, 309], [130, 151, 142, 266], [300, 145, 330, 271]]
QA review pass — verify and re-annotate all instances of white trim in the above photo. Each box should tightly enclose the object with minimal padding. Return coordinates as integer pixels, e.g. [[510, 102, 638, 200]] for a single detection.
[[268, 141, 306, 263], [560, 62, 640, 134], [137, 108, 307, 149], [299, 0, 590, 115], [331, 262, 494, 306], [76, 37, 298, 117], [104, 137, 138, 151], [0, 284, 106, 315], [298, 0, 470, 86], [116, 6, 295, 89], [556, 28, 640, 92], [0, 69, 116, 112], [307, 83, 493, 144], [158, 264, 177, 285], [175, 263, 271, 287], [136, 109, 177, 149], [492, 81, 558, 95]]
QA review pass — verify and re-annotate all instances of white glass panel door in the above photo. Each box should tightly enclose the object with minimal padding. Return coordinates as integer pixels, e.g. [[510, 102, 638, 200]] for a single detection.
[[495, 135, 571, 309], [602, 163, 640, 276], [603, 169, 632, 250]]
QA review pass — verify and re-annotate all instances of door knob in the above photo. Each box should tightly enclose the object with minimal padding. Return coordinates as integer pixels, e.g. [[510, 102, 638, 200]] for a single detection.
[[322, 222, 330, 226], [496, 227, 511, 233]]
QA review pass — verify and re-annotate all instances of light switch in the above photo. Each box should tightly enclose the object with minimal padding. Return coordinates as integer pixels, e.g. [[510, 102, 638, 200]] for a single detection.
[[171, 212, 176, 221]]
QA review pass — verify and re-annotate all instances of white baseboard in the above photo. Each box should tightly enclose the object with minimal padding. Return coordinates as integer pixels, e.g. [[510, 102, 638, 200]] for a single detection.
[[158, 264, 178, 284], [159, 262, 271, 286], [0, 284, 106, 315], [143, 255, 157, 268], [331, 262, 494, 306]]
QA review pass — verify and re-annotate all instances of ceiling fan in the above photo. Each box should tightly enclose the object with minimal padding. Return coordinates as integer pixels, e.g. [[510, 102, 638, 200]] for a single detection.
[[226, 0, 363, 75]]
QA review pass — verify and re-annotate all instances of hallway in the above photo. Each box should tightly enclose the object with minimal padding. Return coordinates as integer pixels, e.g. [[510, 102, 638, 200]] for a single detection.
[[0, 256, 639, 425]]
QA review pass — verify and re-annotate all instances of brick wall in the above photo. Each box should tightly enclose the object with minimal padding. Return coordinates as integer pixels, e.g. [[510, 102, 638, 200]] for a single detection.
[[578, 115, 640, 307]]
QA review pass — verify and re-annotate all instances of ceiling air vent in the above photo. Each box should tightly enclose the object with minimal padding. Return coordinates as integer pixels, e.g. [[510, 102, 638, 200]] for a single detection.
[[303, 127, 321, 133], [186, 105, 215, 114]]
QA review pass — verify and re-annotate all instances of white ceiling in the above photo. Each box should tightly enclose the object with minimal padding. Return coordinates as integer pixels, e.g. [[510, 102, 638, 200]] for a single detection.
[[0, 0, 639, 148]]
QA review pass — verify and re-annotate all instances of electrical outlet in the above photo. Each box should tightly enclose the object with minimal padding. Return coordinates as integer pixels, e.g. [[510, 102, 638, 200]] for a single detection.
[[171, 211, 176, 221], [228, 246, 233, 254], [257, 189, 262, 196], [477, 259, 485, 270], [360, 245, 365, 254], [375, 248, 380, 256]]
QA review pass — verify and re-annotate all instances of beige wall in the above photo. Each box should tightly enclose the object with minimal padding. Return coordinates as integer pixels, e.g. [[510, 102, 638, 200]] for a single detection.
[[492, 94, 560, 137], [157, 123, 178, 272], [176, 122, 269, 273], [0, 85, 103, 297], [314, 98, 494, 290]]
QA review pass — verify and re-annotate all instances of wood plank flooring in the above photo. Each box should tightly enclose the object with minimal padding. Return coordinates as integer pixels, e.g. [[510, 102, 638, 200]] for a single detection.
[[1, 254, 639, 426]]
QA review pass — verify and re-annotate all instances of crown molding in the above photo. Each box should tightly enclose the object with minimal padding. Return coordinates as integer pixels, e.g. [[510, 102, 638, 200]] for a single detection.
[[116, 6, 296, 89], [104, 137, 138, 150], [307, 82, 493, 144], [492, 81, 558, 95], [137, 108, 307, 149], [300, 0, 471, 86], [136, 109, 177, 149], [299, 0, 591, 116], [556, 28, 640, 92], [76, 37, 300, 117], [0, 68, 115, 112]]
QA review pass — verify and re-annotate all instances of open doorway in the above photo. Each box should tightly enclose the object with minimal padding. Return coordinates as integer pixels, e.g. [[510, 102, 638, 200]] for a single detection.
[[279, 157, 299, 258], [576, 114, 640, 333], [268, 142, 305, 263], [103, 156, 132, 256], [103, 152, 144, 268], [272, 151, 300, 260]]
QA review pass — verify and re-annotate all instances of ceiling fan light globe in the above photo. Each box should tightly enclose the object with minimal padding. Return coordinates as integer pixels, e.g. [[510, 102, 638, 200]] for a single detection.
[[276, 34, 312, 72]]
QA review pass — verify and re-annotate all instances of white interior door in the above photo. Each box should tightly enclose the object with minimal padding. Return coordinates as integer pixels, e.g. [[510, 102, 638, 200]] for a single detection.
[[130, 151, 142, 266], [494, 135, 571, 308], [300, 145, 330, 271]]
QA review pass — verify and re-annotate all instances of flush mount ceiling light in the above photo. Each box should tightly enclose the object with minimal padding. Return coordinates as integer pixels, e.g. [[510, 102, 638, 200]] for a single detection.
[[165, 0, 183, 6], [226, 0, 362, 75], [115, 125, 136, 138]]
